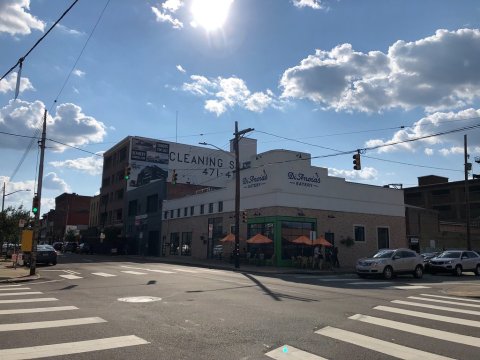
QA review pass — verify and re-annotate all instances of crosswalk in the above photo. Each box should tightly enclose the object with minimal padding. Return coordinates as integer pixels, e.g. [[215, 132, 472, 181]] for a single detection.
[[0, 284, 149, 359], [266, 292, 480, 359]]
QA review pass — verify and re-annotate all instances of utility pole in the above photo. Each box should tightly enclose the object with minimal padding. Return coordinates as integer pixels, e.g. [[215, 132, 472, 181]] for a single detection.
[[464, 134, 472, 251], [1, 182, 5, 213], [30, 109, 47, 276], [233, 121, 254, 269]]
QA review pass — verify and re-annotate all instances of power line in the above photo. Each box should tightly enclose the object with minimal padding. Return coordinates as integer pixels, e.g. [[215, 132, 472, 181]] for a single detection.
[[47, 139, 103, 157], [0, 0, 80, 82]]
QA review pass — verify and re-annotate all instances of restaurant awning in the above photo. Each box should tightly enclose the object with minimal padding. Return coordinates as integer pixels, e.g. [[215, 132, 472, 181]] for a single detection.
[[312, 236, 333, 247], [219, 233, 236, 243], [290, 235, 313, 246]]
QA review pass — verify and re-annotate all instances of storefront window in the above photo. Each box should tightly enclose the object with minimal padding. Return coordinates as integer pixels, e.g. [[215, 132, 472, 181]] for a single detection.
[[170, 233, 179, 255], [281, 221, 315, 260], [181, 232, 192, 256], [246, 223, 275, 260]]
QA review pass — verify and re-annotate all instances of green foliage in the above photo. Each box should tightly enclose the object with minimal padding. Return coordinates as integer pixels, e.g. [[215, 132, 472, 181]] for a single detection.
[[65, 230, 76, 242], [0, 205, 31, 245]]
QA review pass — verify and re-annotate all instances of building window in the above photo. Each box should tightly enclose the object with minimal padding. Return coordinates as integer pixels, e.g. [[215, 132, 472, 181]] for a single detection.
[[200, 204, 204, 214], [128, 200, 137, 217], [218, 201, 223, 212], [164, 211, 168, 219], [102, 177, 110, 187], [116, 209, 122, 221], [177, 209, 181, 217], [170, 233, 179, 255], [146, 194, 158, 213], [354, 225, 365, 242], [208, 203, 214, 213], [377, 227, 390, 249], [104, 156, 112, 170], [184, 207, 188, 217], [119, 147, 127, 162], [116, 189, 124, 200], [190, 206, 194, 216], [170, 210, 174, 218], [181, 232, 192, 256]]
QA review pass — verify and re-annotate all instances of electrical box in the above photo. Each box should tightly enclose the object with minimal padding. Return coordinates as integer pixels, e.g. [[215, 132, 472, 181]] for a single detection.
[[21, 230, 33, 252]]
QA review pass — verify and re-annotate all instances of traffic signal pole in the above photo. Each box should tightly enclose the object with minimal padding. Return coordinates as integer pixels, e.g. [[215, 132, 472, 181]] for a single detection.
[[30, 109, 47, 276]]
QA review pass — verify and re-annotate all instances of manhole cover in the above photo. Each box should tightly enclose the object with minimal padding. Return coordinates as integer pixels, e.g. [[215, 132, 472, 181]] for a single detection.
[[117, 296, 162, 303]]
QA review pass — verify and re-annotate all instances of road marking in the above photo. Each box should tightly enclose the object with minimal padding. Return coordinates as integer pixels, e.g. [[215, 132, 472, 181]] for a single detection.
[[408, 296, 480, 308], [350, 313, 480, 348], [0, 317, 106, 332], [59, 275, 83, 280], [0, 287, 30, 291], [374, 305, 480, 328], [266, 345, 328, 359], [390, 286, 431, 290], [65, 270, 81, 275], [0, 298, 58, 304], [0, 335, 149, 360], [348, 281, 393, 285], [391, 300, 480, 316], [419, 293, 480, 303], [171, 268, 199, 273], [316, 326, 454, 360], [0, 292, 42, 297], [121, 265, 175, 274], [0, 284, 22, 288], [121, 271, 147, 275], [0, 306, 78, 315], [92, 272, 117, 277]]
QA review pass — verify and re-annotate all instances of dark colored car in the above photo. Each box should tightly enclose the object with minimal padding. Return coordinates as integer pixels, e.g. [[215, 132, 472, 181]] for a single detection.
[[78, 243, 92, 254], [34, 244, 57, 265], [63, 242, 78, 253], [52, 242, 64, 251], [420, 252, 441, 272]]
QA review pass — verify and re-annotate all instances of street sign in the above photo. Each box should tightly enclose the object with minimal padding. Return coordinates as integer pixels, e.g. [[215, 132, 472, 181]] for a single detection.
[[18, 219, 26, 228]]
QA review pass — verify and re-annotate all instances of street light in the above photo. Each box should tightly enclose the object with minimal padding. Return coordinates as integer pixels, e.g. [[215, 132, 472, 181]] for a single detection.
[[1, 183, 31, 212], [198, 142, 234, 157]]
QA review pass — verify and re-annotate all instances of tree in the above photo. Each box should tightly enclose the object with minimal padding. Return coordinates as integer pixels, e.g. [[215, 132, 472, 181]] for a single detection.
[[0, 205, 31, 252], [65, 230, 76, 243]]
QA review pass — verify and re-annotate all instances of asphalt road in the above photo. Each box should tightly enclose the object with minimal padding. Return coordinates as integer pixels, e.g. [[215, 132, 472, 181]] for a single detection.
[[0, 253, 479, 360]]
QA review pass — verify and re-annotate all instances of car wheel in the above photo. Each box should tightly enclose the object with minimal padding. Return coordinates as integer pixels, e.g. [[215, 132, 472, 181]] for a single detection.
[[454, 265, 463, 276], [413, 265, 423, 279], [51, 261, 57, 266], [383, 266, 393, 280], [475, 264, 480, 276]]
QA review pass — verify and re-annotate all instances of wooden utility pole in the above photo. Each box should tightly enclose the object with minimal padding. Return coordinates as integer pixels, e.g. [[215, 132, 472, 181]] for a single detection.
[[30, 109, 47, 275]]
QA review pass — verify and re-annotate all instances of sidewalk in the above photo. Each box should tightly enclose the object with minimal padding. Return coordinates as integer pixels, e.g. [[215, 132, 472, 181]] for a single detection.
[[124, 254, 355, 276], [0, 259, 39, 283], [444, 284, 480, 298]]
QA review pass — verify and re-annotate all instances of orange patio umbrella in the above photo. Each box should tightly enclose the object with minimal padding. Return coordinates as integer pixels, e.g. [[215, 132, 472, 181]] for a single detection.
[[290, 235, 313, 246], [312, 236, 333, 247], [219, 233, 236, 243], [246, 234, 273, 244]]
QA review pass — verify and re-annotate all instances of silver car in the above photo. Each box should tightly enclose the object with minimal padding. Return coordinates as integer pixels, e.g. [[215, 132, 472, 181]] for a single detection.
[[356, 248, 424, 279], [429, 250, 480, 276]]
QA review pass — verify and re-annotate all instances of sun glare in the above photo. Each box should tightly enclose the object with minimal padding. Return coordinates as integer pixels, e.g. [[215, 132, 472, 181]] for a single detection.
[[191, 0, 233, 31]]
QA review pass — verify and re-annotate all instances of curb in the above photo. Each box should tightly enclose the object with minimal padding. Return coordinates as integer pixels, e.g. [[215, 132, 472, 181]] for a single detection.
[[0, 273, 41, 284]]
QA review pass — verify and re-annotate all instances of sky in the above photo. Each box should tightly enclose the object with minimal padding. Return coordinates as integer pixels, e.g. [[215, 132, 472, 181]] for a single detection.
[[1, 0, 480, 215]]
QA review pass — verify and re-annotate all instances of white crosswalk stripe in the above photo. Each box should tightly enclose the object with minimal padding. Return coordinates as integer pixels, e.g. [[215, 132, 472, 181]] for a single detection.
[[0, 287, 149, 359], [390, 285, 431, 290], [408, 296, 480, 308], [418, 293, 480, 303], [59, 274, 83, 280], [0, 284, 22, 288], [392, 299, 480, 316], [315, 326, 454, 360], [121, 270, 147, 275], [0, 335, 149, 360], [91, 272, 117, 277], [0, 287, 30, 291], [266, 345, 328, 359]]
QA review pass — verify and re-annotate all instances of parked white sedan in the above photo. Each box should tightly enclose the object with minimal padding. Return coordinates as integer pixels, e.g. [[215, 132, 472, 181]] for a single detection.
[[356, 248, 424, 279]]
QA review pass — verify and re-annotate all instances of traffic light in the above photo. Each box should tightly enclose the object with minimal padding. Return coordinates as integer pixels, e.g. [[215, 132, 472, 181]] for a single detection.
[[242, 211, 247, 223], [172, 170, 178, 185], [124, 166, 131, 180], [353, 151, 361, 170], [32, 195, 39, 214]]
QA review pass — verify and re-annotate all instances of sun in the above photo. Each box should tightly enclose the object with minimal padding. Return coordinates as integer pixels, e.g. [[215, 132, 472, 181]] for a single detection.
[[191, 0, 233, 31]]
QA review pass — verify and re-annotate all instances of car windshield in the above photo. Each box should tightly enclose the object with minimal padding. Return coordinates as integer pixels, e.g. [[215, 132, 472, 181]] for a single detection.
[[373, 250, 394, 259], [437, 251, 461, 258], [38, 245, 54, 251]]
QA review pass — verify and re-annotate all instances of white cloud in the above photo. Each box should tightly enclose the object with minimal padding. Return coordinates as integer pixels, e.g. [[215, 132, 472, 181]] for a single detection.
[[0, 72, 35, 95], [438, 146, 464, 156], [0, 99, 107, 151], [182, 75, 279, 116], [176, 64, 186, 73], [0, 0, 45, 35], [365, 108, 480, 153], [50, 153, 104, 176], [292, 0, 324, 10], [162, 0, 183, 12], [56, 24, 84, 36], [151, 5, 183, 29], [328, 167, 378, 181], [43, 172, 71, 193], [72, 69, 85, 77], [424, 148, 434, 156], [280, 29, 480, 113]]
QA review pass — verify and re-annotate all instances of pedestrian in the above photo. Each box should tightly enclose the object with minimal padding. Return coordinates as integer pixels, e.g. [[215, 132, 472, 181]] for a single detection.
[[332, 246, 340, 268]]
